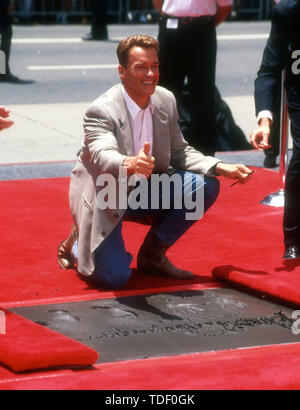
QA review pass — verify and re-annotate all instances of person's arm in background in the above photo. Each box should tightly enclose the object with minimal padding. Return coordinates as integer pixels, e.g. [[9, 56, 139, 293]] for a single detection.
[[251, 7, 287, 150], [215, 1, 232, 26], [152, 0, 165, 16], [0, 106, 14, 131]]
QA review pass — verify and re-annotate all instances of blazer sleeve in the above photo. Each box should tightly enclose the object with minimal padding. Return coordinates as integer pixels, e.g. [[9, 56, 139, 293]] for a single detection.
[[254, 8, 289, 115], [82, 102, 126, 178]]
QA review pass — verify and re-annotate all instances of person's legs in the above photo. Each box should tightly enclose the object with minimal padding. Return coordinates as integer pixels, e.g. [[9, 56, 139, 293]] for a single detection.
[[0, 21, 33, 83], [264, 94, 281, 168], [92, 221, 133, 289], [91, 0, 108, 39], [283, 137, 300, 247], [82, 0, 108, 40], [131, 171, 220, 278], [18, 0, 32, 21], [283, 95, 300, 257], [0, 23, 12, 75], [149, 172, 219, 246], [158, 18, 217, 156], [158, 18, 187, 128], [186, 21, 217, 156], [79, 172, 220, 287]]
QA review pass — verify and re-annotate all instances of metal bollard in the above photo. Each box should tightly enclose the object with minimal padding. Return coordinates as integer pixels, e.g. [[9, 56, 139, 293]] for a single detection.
[[260, 70, 289, 207]]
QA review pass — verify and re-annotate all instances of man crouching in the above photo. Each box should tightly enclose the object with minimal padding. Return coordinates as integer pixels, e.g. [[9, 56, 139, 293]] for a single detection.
[[58, 35, 253, 289]]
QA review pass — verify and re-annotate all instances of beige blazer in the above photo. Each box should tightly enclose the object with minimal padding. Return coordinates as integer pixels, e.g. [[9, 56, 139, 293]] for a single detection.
[[69, 84, 219, 277]]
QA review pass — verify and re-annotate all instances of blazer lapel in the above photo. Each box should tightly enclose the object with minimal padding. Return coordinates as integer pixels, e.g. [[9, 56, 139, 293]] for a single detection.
[[114, 85, 135, 157], [152, 96, 170, 173], [113, 85, 171, 167]]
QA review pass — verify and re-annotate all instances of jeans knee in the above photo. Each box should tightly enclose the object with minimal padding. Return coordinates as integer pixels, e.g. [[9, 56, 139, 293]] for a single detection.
[[92, 265, 131, 290], [110, 270, 131, 290], [204, 177, 220, 211], [211, 177, 220, 197]]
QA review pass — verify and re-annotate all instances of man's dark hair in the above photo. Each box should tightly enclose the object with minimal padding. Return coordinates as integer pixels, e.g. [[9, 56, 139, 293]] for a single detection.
[[117, 35, 159, 67]]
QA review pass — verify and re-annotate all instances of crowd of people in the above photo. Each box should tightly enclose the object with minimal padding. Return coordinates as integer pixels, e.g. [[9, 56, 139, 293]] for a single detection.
[[1, 0, 300, 291]]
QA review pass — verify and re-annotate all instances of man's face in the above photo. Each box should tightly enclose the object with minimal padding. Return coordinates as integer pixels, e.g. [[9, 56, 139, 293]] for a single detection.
[[119, 46, 159, 107]]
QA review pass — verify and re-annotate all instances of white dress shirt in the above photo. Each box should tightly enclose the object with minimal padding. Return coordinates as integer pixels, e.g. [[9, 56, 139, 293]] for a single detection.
[[122, 86, 155, 156], [162, 0, 233, 17], [257, 110, 273, 124]]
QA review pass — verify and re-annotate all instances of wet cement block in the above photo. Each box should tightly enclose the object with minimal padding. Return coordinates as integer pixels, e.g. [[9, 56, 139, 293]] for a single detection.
[[10, 288, 299, 363]]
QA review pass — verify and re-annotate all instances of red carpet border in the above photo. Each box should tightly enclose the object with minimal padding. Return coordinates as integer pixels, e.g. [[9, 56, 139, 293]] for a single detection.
[[1, 343, 300, 390], [0, 310, 98, 373]]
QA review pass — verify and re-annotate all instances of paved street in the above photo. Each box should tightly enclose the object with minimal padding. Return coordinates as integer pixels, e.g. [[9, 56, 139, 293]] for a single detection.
[[0, 21, 272, 169]]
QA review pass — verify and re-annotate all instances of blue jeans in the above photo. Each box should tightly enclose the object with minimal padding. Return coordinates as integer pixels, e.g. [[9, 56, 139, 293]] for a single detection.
[[91, 171, 219, 289]]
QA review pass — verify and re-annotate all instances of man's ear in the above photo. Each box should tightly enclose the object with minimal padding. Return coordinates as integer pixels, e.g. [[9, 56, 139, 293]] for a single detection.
[[118, 65, 125, 80]]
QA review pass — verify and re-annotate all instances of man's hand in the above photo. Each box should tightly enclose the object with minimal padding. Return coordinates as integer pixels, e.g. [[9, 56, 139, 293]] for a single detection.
[[250, 117, 272, 150], [215, 162, 254, 185], [123, 142, 155, 178], [0, 106, 14, 131]]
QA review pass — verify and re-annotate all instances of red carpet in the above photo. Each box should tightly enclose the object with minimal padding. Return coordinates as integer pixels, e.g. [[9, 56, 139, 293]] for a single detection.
[[210, 169, 300, 308], [1, 169, 300, 388], [1, 343, 300, 390], [1, 170, 299, 309], [0, 310, 98, 372], [0, 177, 221, 309]]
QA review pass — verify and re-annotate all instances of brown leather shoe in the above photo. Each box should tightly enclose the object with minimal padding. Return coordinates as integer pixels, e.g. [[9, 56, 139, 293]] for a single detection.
[[57, 225, 78, 270], [137, 229, 194, 280]]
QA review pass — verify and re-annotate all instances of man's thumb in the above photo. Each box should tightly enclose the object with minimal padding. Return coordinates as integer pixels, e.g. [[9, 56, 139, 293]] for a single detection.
[[143, 142, 151, 155]]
